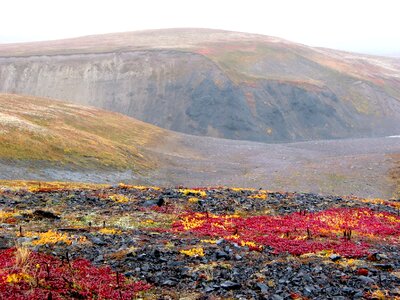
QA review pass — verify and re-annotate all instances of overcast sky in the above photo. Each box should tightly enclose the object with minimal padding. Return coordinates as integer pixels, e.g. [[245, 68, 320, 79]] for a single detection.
[[1, 0, 399, 56]]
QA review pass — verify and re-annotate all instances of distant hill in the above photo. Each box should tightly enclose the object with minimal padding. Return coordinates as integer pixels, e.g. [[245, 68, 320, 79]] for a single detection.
[[0, 93, 187, 176], [1, 28, 400, 142], [0, 93, 399, 198]]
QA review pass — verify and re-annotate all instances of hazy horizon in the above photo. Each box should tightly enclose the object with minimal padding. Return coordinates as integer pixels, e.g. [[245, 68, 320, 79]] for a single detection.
[[1, 0, 400, 57]]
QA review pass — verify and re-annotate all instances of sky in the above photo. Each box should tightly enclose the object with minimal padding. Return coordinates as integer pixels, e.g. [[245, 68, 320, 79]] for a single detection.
[[1, 0, 399, 56]]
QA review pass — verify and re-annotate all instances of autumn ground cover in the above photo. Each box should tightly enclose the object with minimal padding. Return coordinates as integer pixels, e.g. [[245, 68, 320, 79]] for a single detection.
[[0, 182, 399, 299], [172, 207, 399, 257], [0, 248, 150, 299]]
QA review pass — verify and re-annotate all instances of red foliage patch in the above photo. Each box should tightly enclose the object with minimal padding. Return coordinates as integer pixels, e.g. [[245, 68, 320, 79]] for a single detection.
[[173, 208, 400, 257], [0, 248, 151, 299], [150, 204, 178, 214], [357, 268, 369, 276]]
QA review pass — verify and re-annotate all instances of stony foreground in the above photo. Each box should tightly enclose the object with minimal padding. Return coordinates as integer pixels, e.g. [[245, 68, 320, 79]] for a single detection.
[[0, 183, 399, 299]]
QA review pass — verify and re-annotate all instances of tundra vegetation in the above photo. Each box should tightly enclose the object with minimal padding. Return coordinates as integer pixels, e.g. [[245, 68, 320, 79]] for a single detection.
[[0, 181, 399, 299]]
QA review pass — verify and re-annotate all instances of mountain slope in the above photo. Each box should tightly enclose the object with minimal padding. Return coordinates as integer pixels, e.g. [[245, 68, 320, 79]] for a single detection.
[[1, 94, 399, 198], [1, 29, 400, 142], [0, 93, 181, 172]]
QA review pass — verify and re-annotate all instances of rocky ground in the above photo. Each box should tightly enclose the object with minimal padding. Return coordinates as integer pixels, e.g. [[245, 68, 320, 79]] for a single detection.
[[0, 184, 399, 299], [2, 136, 399, 200]]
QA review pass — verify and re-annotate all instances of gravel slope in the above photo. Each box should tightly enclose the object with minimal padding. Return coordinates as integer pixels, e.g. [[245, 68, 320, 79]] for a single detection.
[[2, 136, 398, 199]]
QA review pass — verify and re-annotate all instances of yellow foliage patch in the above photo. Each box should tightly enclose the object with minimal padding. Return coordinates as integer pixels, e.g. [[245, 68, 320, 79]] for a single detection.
[[370, 289, 387, 300], [6, 273, 34, 284], [201, 239, 217, 244], [249, 193, 267, 200], [231, 187, 256, 192], [188, 197, 199, 203], [240, 241, 259, 248], [179, 189, 207, 197], [0, 210, 17, 221], [142, 219, 155, 224], [22, 230, 72, 245], [118, 183, 161, 190], [181, 215, 206, 230], [109, 194, 130, 203], [180, 247, 205, 257], [225, 234, 240, 240], [0, 180, 110, 192], [98, 228, 122, 235]]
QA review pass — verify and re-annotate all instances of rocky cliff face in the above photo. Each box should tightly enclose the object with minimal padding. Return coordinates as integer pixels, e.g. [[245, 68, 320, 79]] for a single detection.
[[1, 29, 400, 142], [0, 51, 256, 139]]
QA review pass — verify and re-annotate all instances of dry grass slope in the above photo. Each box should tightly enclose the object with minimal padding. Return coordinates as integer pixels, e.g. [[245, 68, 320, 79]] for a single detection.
[[0, 179, 110, 191], [0, 94, 169, 171]]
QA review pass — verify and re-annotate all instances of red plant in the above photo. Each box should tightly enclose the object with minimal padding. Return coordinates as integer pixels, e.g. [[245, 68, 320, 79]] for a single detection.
[[357, 268, 369, 276], [0, 248, 151, 299], [150, 204, 178, 214], [172, 208, 400, 257]]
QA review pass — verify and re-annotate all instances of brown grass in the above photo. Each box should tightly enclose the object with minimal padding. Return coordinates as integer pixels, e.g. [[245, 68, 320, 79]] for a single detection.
[[0, 180, 110, 191], [0, 94, 170, 171], [15, 246, 31, 268]]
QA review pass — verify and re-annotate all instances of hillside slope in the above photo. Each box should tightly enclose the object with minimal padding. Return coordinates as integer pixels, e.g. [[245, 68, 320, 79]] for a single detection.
[[0, 93, 193, 178], [0, 94, 399, 198], [1, 29, 400, 142]]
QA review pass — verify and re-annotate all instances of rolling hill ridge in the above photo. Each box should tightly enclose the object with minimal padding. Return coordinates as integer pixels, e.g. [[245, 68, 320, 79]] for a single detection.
[[0, 93, 399, 198], [1, 28, 400, 142], [0, 93, 201, 183]]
